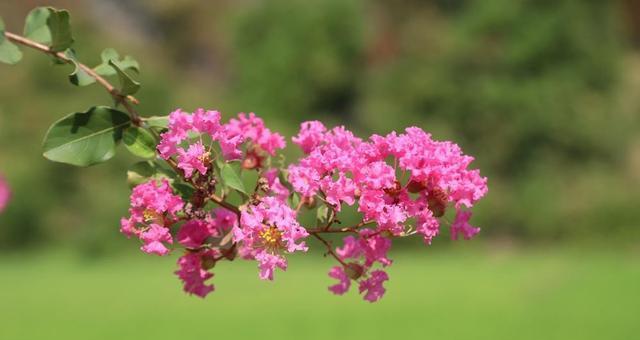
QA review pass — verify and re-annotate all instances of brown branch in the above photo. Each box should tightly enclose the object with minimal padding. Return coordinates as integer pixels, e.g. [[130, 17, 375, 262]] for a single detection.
[[4, 31, 141, 125], [306, 220, 374, 234], [311, 233, 347, 267], [210, 193, 241, 217]]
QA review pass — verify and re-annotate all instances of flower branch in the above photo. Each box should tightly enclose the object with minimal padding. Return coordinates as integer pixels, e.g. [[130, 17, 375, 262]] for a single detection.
[[3, 31, 142, 125]]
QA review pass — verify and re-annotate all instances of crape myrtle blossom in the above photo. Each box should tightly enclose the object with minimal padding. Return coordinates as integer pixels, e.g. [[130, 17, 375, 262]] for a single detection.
[[233, 196, 309, 280], [120, 109, 487, 302], [157, 109, 286, 176], [0, 174, 10, 213], [120, 179, 184, 256], [0, 6, 488, 304], [290, 121, 487, 302]]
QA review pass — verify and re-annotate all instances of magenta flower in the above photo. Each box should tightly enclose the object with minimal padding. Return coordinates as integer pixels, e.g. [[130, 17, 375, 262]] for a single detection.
[[177, 141, 209, 178], [120, 114, 487, 302], [320, 173, 357, 210], [255, 251, 287, 281], [157, 109, 192, 159], [120, 179, 184, 255], [225, 112, 286, 155], [192, 108, 222, 138], [287, 164, 321, 198], [219, 135, 244, 161], [450, 210, 480, 240], [328, 266, 351, 295], [292, 120, 326, 154], [263, 169, 290, 202], [211, 208, 238, 232], [175, 251, 216, 298], [357, 161, 396, 190], [234, 196, 308, 280], [0, 175, 10, 213], [359, 270, 389, 302], [140, 224, 173, 255], [177, 220, 212, 248]]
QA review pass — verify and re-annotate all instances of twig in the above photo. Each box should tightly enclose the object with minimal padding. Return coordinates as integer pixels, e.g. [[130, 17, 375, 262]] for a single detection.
[[4, 31, 141, 125], [306, 220, 374, 234], [210, 193, 241, 217], [311, 233, 347, 267]]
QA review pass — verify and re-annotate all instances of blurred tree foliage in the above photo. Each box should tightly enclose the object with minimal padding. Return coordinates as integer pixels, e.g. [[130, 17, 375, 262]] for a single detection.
[[229, 0, 365, 119], [1, 0, 638, 252]]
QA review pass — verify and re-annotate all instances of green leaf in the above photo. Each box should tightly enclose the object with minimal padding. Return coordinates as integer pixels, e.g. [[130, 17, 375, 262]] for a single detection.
[[94, 48, 139, 76], [0, 39, 23, 65], [68, 60, 95, 86], [0, 17, 23, 65], [316, 204, 329, 226], [142, 116, 169, 128], [23, 7, 52, 44], [46, 8, 73, 52], [101, 48, 119, 63], [117, 55, 139, 74], [123, 127, 157, 159], [126, 161, 175, 188], [290, 193, 301, 210], [219, 163, 247, 195], [172, 182, 195, 200], [42, 106, 131, 166], [109, 59, 140, 96]]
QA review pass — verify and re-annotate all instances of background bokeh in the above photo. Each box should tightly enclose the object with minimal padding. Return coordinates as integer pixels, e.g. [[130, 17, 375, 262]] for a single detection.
[[0, 1, 638, 339]]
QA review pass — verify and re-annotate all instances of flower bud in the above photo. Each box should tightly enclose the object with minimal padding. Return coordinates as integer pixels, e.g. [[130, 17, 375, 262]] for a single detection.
[[427, 187, 448, 217], [344, 262, 364, 280], [407, 179, 426, 193], [201, 255, 217, 270], [303, 195, 317, 209], [242, 150, 263, 170], [223, 247, 237, 261], [384, 180, 403, 197]]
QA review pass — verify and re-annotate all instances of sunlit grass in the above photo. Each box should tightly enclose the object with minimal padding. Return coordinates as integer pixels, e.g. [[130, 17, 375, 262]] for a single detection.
[[1, 245, 638, 340]]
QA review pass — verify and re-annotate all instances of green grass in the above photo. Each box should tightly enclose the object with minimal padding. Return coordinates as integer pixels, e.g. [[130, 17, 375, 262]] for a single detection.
[[1, 245, 638, 340]]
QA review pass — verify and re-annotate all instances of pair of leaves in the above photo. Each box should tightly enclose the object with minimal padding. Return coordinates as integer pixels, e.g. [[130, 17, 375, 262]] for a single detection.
[[93, 48, 141, 96], [22, 7, 93, 88], [23, 7, 73, 52], [68, 48, 141, 95], [18, 7, 141, 96], [94, 48, 139, 76], [0, 8, 64, 65]]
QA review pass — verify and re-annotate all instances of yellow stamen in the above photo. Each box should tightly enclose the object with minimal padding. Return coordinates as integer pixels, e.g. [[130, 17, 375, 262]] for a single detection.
[[143, 209, 161, 223], [259, 226, 283, 250]]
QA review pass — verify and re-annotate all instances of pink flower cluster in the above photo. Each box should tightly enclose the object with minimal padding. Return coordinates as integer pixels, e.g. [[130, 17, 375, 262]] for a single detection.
[[157, 109, 285, 176], [0, 174, 10, 213], [120, 179, 183, 255], [289, 121, 487, 301], [120, 178, 238, 296], [234, 196, 309, 280], [119, 110, 487, 302]]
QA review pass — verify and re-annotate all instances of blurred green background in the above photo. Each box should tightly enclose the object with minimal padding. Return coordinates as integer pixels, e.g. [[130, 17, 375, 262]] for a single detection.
[[0, 0, 639, 339]]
